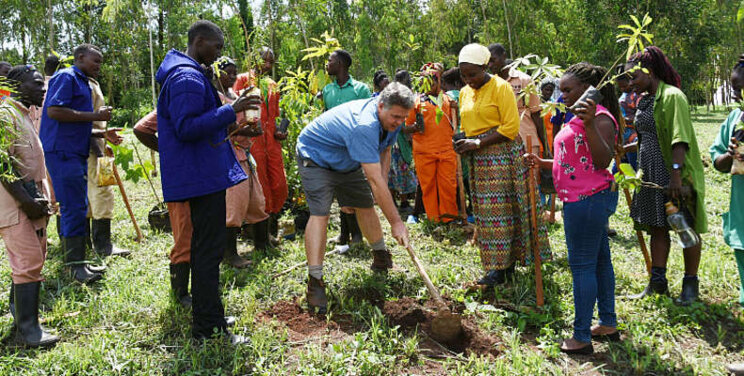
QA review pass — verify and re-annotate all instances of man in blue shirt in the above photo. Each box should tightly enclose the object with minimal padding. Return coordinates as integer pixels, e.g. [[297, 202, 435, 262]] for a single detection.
[[156, 20, 258, 344], [296, 82, 413, 314], [40, 44, 123, 284]]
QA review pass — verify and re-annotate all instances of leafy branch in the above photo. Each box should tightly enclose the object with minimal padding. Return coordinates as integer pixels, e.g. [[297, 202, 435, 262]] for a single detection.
[[597, 13, 654, 89], [505, 54, 565, 117], [614, 163, 664, 191]]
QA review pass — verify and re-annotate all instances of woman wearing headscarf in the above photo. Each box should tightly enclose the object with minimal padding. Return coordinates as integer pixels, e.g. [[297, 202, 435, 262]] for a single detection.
[[455, 44, 551, 287]]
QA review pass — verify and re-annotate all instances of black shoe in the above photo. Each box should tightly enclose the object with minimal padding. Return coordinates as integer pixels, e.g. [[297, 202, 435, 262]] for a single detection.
[[627, 279, 668, 299], [253, 219, 271, 251], [477, 265, 515, 287], [306, 275, 327, 314], [92, 219, 131, 257], [169, 263, 192, 308], [223, 227, 252, 268], [370, 249, 393, 272], [64, 236, 103, 284], [675, 277, 699, 306], [13, 282, 60, 347]]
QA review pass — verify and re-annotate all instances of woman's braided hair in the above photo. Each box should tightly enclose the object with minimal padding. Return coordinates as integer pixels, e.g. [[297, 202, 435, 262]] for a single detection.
[[564, 62, 623, 132], [628, 46, 681, 88]]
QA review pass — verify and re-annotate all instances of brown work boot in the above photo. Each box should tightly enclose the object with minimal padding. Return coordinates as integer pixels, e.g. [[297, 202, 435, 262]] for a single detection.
[[306, 275, 327, 314], [370, 249, 393, 272]]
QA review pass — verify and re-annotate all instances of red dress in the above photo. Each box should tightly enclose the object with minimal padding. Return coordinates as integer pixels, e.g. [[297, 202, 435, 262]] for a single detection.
[[233, 72, 288, 214]]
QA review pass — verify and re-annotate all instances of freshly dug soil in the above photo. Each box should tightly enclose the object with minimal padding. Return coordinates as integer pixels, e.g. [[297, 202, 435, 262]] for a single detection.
[[260, 297, 500, 357], [258, 300, 358, 343], [382, 297, 500, 357]]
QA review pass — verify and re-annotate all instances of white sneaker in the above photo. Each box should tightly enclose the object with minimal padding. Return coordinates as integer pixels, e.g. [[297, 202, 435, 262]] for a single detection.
[[334, 244, 350, 254]]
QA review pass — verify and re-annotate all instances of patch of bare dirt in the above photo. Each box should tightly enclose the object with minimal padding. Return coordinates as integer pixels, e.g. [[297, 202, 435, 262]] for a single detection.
[[382, 297, 501, 358]]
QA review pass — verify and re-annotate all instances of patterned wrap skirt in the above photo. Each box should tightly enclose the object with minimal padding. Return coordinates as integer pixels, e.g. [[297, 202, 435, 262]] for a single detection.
[[469, 131, 551, 271], [388, 143, 418, 195]]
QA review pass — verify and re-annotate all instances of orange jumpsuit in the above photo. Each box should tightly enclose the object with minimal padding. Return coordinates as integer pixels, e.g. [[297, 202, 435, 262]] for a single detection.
[[407, 95, 458, 223], [233, 73, 288, 214]]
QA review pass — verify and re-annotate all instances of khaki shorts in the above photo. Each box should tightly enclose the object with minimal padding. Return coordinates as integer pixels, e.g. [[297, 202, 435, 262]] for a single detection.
[[297, 156, 374, 216]]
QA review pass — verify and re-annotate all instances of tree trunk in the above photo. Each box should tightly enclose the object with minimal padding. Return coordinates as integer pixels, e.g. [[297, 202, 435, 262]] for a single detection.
[[47, 0, 54, 50], [158, 0, 164, 53], [502, 0, 514, 58]]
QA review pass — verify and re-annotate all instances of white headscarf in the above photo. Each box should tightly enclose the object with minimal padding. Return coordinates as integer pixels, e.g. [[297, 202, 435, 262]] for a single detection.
[[458, 44, 491, 66]]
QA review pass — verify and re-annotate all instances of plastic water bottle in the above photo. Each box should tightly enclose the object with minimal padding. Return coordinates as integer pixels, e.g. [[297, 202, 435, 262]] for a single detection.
[[665, 202, 700, 248]]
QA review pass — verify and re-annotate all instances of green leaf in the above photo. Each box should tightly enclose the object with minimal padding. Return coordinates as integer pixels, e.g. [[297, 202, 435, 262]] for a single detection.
[[619, 163, 637, 177]]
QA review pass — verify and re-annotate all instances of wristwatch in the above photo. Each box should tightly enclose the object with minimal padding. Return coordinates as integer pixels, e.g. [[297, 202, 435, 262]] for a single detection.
[[671, 163, 682, 171], [474, 139, 482, 149]]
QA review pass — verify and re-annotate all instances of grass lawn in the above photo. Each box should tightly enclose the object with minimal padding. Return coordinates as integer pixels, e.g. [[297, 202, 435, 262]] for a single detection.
[[0, 107, 742, 375]]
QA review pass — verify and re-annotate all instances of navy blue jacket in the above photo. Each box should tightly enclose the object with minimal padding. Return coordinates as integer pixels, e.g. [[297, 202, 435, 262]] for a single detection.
[[39, 66, 93, 157], [155, 49, 246, 202]]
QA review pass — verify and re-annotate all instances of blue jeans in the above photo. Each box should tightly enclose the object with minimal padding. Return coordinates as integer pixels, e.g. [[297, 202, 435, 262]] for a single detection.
[[45, 151, 88, 237], [563, 189, 618, 343]]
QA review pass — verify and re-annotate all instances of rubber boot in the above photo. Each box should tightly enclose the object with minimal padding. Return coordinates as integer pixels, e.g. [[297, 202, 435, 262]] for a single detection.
[[628, 279, 669, 299], [370, 249, 393, 272], [330, 214, 350, 245], [64, 236, 103, 284], [253, 219, 270, 251], [675, 276, 699, 306], [85, 218, 92, 251], [306, 275, 327, 314], [92, 219, 131, 257], [55, 215, 62, 241], [13, 282, 60, 347], [9, 282, 15, 321], [223, 227, 251, 268], [169, 263, 192, 308], [477, 264, 515, 287], [735, 250, 744, 306], [270, 214, 281, 247], [347, 213, 363, 245]]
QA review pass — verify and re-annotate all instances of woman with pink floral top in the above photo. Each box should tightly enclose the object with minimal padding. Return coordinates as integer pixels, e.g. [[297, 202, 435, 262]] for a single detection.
[[525, 62, 622, 355]]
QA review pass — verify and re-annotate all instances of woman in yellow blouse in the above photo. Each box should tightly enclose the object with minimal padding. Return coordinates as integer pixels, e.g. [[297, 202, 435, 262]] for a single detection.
[[455, 44, 551, 287]]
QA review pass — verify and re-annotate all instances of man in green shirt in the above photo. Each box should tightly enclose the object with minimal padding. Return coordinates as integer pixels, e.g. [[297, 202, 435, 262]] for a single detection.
[[319, 49, 372, 249], [321, 49, 371, 111]]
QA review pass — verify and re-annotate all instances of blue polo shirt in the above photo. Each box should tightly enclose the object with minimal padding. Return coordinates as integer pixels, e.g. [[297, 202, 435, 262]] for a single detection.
[[297, 98, 400, 173], [39, 66, 94, 157]]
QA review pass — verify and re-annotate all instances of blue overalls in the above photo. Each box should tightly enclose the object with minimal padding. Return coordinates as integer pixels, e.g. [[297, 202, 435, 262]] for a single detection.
[[39, 66, 94, 238]]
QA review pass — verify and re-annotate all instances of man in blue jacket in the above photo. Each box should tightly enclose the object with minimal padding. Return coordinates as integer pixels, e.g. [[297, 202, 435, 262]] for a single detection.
[[40, 44, 123, 284], [156, 20, 258, 344]]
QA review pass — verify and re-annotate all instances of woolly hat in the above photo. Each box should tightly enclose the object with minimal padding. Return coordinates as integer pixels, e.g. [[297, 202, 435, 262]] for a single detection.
[[458, 44, 490, 66]]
